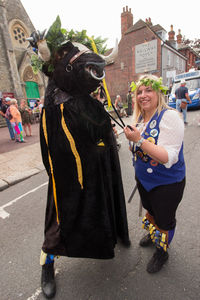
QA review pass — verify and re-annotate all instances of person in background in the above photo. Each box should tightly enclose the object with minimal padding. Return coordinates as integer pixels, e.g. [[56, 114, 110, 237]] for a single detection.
[[126, 90, 133, 116], [124, 74, 185, 273], [33, 99, 40, 122], [0, 97, 15, 140], [114, 95, 128, 118], [175, 79, 191, 125], [19, 99, 32, 137], [168, 83, 173, 95], [39, 96, 44, 114], [9, 98, 25, 143]]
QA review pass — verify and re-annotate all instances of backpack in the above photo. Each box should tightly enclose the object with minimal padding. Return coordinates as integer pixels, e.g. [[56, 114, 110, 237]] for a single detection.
[[5, 107, 12, 120]]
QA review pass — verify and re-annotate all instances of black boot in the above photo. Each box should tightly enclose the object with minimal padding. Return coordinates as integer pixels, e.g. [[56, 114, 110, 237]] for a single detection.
[[139, 234, 152, 247], [41, 262, 56, 299], [146, 247, 169, 273]]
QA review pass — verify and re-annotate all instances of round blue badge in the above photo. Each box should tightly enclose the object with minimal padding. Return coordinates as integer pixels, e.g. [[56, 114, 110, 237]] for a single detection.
[[150, 129, 158, 137]]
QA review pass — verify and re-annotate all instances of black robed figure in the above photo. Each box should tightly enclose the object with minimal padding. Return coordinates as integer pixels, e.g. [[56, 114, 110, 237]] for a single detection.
[[27, 17, 130, 299]]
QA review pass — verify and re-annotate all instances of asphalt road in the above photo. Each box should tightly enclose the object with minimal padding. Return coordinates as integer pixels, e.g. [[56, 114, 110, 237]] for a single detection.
[[0, 110, 200, 300]]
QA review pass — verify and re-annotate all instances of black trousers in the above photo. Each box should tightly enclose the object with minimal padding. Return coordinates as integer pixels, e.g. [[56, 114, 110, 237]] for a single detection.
[[136, 178, 186, 231]]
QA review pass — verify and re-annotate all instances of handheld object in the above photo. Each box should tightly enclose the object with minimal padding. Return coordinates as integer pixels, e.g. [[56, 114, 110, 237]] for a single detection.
[[127, 125, 134, 131]]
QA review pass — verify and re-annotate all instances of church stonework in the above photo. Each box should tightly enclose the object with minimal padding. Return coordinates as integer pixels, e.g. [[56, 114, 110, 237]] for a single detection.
[[0, 0, 46, 126]]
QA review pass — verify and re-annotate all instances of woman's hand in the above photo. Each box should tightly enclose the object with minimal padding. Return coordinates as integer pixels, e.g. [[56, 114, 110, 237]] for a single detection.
[[124, 125, 168, 164], [124, 125, 141, 143]]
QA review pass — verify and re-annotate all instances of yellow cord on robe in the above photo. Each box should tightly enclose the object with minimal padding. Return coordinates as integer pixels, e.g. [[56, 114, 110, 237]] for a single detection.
[[88, 36, 112, 108], [42, 110, 60, 224], [60, 103, 83, 189]]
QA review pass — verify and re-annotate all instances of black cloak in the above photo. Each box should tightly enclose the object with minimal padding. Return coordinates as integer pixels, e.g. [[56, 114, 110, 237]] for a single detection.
[[40, 81, 130, 259], [38, 41, 130, 259]]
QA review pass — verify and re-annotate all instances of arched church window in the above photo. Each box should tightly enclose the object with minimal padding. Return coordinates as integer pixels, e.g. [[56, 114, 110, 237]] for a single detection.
[[13, 25, 27, 44], [11, 22, 28, 47]]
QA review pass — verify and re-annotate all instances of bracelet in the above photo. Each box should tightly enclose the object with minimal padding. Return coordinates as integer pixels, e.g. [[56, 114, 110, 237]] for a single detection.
[[135, 137, 144, 147]]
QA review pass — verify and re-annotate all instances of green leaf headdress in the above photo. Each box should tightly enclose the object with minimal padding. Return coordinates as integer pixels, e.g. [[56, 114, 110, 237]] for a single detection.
[[28, 16, 116, 75], [130, 77, 168, 95]]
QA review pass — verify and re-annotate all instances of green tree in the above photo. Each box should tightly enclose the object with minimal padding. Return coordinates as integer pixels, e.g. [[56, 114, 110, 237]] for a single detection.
[[45, 16, 108, 55], [65, 29, 108, 54]]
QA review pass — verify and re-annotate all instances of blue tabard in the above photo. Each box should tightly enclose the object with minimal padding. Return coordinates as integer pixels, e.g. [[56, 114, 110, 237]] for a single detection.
[[132, 109, 185, 191]]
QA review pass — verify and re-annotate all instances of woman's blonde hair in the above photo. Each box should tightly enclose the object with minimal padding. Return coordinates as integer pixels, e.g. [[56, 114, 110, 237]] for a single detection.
[[132, 74, 171, 124], [10, 98, 18, 105]]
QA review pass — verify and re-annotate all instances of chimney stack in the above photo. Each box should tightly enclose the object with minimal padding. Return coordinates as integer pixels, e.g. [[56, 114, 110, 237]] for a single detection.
[[121, 6, 133, 37], [145, 17, 153, 26], [176, 29, 182, 44], [168, 25, 175, 41]]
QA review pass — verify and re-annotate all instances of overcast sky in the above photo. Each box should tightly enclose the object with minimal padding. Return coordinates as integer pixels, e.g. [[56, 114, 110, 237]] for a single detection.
[[21, 0, 200, 48]]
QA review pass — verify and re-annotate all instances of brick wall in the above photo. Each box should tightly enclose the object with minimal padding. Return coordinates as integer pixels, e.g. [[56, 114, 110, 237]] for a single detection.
[[105, 27, 161, 101], [178, 48, 198, 71]]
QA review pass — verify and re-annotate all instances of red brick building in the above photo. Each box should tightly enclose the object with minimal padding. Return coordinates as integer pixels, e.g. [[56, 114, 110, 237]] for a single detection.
[[105, 6, 200, 101], [176, 29, 199, 72]]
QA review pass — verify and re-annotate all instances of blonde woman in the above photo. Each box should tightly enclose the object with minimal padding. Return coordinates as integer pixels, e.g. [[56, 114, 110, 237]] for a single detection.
[[9, 98, 25, 143], [124, 75, 185, 273]]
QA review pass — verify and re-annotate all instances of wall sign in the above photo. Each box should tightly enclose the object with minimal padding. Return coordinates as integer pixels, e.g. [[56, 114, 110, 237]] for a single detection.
[[135, 40, 157, 73]]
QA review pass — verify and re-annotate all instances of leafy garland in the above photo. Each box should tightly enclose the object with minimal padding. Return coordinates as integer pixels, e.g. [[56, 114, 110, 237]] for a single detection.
[[130, 77, 168, 94], [31, 16, 107, 74]]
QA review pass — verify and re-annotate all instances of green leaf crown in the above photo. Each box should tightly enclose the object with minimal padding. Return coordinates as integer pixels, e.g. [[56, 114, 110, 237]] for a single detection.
[[130, 77, 168, 95]]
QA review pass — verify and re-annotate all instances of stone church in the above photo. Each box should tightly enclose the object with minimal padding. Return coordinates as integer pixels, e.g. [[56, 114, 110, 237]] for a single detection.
[[0, 0, 46, 125]]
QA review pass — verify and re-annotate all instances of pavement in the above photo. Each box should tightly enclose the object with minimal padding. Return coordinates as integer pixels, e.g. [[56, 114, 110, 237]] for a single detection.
[[0, 122, 44, 191], [0, 116, 130, 191]]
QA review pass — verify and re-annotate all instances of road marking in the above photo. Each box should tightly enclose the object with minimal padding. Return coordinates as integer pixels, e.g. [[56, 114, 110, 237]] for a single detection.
[[0, 182, 48, 219], [27, 269, 59, 300], [26, 287, 42, 300]]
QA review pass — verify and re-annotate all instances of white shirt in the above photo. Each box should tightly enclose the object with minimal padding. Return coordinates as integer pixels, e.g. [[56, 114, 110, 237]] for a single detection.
[[158, 110, 184, 168], [138, 110, 184, 168]]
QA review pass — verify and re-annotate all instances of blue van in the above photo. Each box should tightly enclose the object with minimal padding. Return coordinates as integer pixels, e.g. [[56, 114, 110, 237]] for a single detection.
[[168, 70, 200, 109]]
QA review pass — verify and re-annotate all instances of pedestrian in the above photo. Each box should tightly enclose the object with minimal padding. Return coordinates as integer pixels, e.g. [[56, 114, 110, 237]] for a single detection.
[[168, 83, 173, 95], [33, 99, 40, 123], [114, 95, 128, 117], [175, 79, 192, 125], [124, 74, 185, 273], [39, 96, 44, 114], [0, 97, 15, 140], [19, 98, 32, 136], [126, 90, 133, 116], [9, 98, 25, 143]]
